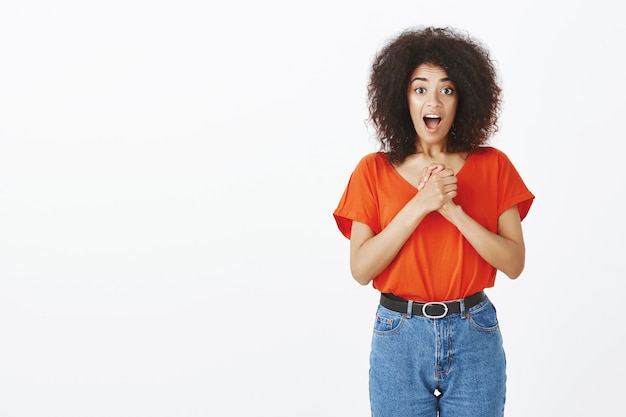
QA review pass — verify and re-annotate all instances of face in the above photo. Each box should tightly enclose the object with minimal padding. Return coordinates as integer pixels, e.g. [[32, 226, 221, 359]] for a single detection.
[[407, 63, 458, 149]]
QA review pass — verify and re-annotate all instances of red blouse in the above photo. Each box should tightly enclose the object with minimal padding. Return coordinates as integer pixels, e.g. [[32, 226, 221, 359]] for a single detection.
[[333, 147, 534, 301]]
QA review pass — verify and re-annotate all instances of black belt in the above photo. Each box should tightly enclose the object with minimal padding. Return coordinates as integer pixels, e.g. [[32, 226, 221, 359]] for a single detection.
[[380, 291, 485, 318]]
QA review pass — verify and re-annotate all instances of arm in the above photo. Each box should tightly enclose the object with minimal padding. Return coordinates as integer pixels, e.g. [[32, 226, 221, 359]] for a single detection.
[[349, 203, 424, 286], [439, 203, 526, 279], [349, 167, 458, 285]]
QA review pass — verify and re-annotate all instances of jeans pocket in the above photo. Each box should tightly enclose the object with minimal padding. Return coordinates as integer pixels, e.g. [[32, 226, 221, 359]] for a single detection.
[[468, 301, 500, 332], [372, 305, 405, 336]]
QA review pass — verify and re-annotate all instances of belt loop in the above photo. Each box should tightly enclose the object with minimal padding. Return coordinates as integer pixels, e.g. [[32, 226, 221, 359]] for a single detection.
[[406, 300, 413, 319], [460, 298, 466, 319]]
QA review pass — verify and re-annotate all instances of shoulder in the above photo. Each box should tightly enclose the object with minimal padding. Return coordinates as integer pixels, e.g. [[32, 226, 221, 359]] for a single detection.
[[358, 151, 388, 164], [470, 146, 511, 164], [470, 145, 501, 157], [354, 151, 389, 171]]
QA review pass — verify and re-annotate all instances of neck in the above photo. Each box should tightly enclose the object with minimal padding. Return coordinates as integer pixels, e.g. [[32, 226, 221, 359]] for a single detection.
[[416, 142, 448, 158]]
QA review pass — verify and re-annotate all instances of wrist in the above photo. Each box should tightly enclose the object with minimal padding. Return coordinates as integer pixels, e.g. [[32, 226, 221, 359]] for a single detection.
[[440, 201, 464, 222]]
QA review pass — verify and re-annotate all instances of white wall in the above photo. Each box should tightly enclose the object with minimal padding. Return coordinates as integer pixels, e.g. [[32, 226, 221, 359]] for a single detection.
[[1, 1, 623, 415]]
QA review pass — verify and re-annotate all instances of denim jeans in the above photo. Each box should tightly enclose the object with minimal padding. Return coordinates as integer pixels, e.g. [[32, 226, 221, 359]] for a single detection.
[[369, 295, 506, 417]]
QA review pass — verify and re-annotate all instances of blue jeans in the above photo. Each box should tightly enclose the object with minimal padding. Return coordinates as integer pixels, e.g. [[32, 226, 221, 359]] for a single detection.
[[369, 295, 506, 417]]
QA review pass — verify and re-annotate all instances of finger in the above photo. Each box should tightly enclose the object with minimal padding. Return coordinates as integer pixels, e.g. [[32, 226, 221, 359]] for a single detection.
[[418, 164, 445, 190], [417, 166, 435, 190], [429, 163, 445, 174], [426, 164, 445, 176], [436, 168, 456, 177], [443, 183, 458, 193], [445, 190, 458, 200]]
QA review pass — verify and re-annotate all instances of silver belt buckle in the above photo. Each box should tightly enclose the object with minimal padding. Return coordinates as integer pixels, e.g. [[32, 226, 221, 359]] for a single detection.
[[421, 302, 449, 319]]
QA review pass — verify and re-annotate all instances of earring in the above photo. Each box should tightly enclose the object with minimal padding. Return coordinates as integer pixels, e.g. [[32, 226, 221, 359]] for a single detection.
[[449, 123, 457, 139]]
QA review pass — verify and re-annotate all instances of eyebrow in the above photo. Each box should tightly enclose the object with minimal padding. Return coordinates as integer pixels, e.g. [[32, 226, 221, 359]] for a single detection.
[[411, 77, 452, 83]]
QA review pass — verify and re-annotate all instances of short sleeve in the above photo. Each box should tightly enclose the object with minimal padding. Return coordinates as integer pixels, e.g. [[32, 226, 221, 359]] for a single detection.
[[333, 154, 382, 239], [496, 150, 535, 220]]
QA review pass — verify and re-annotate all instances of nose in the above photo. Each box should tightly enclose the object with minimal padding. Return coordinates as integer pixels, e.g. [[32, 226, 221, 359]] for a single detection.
[[425, 91, 442, 107]]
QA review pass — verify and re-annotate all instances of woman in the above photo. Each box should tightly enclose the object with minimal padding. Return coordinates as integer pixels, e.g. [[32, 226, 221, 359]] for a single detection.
[[333, 26, 534, 417]]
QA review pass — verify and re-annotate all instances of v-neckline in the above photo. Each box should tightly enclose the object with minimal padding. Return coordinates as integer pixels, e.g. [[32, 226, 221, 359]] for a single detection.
[[384, 151, 473, 191]]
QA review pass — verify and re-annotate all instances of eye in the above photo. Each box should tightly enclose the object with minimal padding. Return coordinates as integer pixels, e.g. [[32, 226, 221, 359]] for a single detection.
[[414, 87, 426, 94], [441, 87, 454, 95]]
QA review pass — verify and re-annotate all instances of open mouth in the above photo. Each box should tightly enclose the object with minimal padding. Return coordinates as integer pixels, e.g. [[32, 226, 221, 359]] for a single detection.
[[423, 115, 441, 129]]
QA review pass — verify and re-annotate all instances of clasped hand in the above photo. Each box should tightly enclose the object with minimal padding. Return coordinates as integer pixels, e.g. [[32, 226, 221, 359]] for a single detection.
[[416, 163, 458, 216]]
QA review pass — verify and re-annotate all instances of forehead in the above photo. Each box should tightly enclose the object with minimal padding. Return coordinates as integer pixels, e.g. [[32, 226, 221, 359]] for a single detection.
[[410, 63, 450, 81]]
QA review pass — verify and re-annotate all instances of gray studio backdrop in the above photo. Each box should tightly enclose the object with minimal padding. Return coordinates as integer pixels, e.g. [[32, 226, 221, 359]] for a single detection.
[[1, 1, 623, 416]]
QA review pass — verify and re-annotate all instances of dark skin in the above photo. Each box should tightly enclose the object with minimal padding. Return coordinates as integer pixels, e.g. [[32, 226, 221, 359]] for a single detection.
[[349, 64, 525, 285]]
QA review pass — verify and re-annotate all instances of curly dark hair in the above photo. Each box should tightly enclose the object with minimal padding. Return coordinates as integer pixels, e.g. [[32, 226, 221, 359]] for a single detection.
[[367, 26, 502, 164]]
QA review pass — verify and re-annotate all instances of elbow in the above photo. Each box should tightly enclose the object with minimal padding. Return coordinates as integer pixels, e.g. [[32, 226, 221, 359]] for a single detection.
[[503, 258, 525, 280], [501, 242, 526, 280], [353, 276, 372, 286], [351, 270, 374, 286], [350, 263, 375, 286], [505, 269, 523, 280]]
